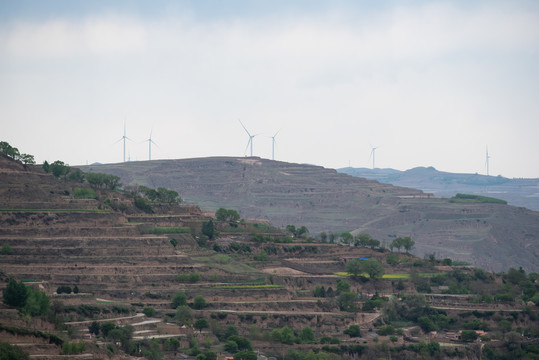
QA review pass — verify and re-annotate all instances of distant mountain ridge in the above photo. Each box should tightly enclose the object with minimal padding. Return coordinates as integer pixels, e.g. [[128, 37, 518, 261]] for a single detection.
[[81, 157, 539, 273], [338, 166, 539, 211]]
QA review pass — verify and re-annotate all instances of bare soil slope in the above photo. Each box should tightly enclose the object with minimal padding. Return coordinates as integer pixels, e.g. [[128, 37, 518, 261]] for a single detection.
[[82, 157, 539, 272]]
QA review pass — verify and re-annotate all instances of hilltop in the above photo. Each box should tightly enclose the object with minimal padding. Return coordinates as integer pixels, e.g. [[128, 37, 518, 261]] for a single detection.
[[338, 166, 539, 211], [81, 157, 539, 273], [1, 151, 538, 360]]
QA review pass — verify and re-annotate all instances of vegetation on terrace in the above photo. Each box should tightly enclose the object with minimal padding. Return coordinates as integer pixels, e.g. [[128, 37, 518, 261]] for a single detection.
[[0, 140, 538, 360]]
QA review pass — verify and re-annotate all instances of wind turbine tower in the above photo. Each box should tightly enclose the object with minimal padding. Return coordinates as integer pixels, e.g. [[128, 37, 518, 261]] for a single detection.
[[271, 130, 280, 161], [239, 120, 257, 157], [115, 122, 132, 163], [146, 130, 158, 161], [486, 146, 491, 176], [370, 146, 378, 169]]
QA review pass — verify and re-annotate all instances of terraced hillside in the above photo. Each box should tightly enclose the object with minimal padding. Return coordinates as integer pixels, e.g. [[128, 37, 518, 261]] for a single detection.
[[1, 154, 538, 360], [82, 157, 539, 272]]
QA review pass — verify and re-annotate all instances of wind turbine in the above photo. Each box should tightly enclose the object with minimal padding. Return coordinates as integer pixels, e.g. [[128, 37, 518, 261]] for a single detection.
[[271, 130, 280, 161], [115, 122, 132, 163], [146, 129, 159, 161], [369, 145, 378, 169], [239, 120, 258, 157], [485, 146, 491, 176]]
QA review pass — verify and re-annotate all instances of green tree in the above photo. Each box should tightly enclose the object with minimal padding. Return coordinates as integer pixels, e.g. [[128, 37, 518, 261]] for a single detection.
[[344, 324, 361, 337], [23, 288, 49, 316], [361, 259, 385, 279], [336, 279, 350, 293], [88, 321, 100, 336], [100, 322, 117, 337], [345, 259, 363, 278], [233, 351, 257, 360], [193, 295, 207, 309], [194, 318, 209, 333], [313, 285, 326, 298], [356, 233, 372, 247], [401, 237, 415, 253], [175, 305, 193, 325], [296, 226, 309, 238], [338, 292, 358, 312], [3, 278, 28, 308], [201, 220, 215, 239], [224, 339, 239, 353], [172, 292, 187, 308], [386, 253, 399, 265], [340, 232, 353, 245], [170, 238, 178, 248], [227, 335, 252, 351], [50, 160, 70, 178], [0, 342, 29, 360], [143, 307, 156, 317], [298, 326, 315, 344], [279, 327, 296, 345], [1, 244, 13, 255], [461, 330, 479, 341]]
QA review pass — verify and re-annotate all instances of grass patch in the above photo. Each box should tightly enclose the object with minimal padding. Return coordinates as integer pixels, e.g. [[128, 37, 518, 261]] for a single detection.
[[449, 193, 507, 204], [334, 272, 443, 279], [212, 285, 283, 289], [143, 226, 189, 234]]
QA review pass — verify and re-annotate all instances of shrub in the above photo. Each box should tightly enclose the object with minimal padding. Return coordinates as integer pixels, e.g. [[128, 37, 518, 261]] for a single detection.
[[344, 325, 361, 337], [56, 286, 72, 294], [172, 292, 187, 308], [193, 295, 207, 309], [73, 188, 97, 199], [1, 244, 14, 255], [143, 307, 156, 317]]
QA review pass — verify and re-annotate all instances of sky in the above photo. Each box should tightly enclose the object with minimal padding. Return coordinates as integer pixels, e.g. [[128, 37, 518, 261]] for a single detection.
[[1, 0, 539, 178]]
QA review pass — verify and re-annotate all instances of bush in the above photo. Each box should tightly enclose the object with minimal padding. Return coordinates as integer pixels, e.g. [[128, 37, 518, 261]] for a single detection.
[[172, 292, 187, 308], [56, 286, 72, 294], [344, 325, 361, 337], [193, 295, 207, 309], [143, 307, 156, 317], [1, 244, 14, 255], [73, 188, 97, 199], [3, 279, 28, 308], [0, 341, 29, 360]]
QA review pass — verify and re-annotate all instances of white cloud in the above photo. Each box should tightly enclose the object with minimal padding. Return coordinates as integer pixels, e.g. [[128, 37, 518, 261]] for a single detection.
[[1, 1, 538, 177]]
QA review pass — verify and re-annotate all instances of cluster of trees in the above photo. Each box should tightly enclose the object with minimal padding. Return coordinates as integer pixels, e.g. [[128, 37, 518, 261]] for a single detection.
[[88, 321, 135, 353], [389, 236, 415, 253], [285, 225, 309, 238], [215, 208, 240, 225], [56, 285, 79, 294], [2, 278, 50, 317], [85, 172, 122, 190], [0, 141, 35, 165], [345, 259, 385, 279], [136, 185, 181, 204]]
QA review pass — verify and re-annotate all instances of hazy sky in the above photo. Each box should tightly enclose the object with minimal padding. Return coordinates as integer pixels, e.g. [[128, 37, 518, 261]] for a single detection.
[[2, 0, 539, 178]]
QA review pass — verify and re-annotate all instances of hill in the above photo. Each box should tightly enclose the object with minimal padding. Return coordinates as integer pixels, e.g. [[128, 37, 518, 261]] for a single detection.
[[81, 157, 539, 273], [338, 166, 539, 211], [1, 151, 538, 360]]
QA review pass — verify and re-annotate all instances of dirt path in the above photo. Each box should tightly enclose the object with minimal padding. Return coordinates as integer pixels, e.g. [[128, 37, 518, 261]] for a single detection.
[[64, 313, 144, 325]]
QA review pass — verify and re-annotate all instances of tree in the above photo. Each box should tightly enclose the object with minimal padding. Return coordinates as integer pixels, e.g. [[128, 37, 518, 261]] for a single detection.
[[461, 330, 479, 342], [345, 259, 363, 278], [201, 220, 215, 239], [172, 292, 187, 308], [299, 326, 315, 344], [100, 322, 117, 337], [88, 321, 100, 336], [3, 278, 28, 308], [233, 351, 257, 360], [344, 325, 361, 337], [336, 279, 350, 293], [285, 225, 297, 236], [50, 160, 70, 179], [170, 238, 178, 248], [279, 327, 295, 345], [296, 226, 309, 238], [227, 335, 252, 351], [1, 244, 13, 255], [23, 288, 49, 316], [361, 259, 385, 279], [216, 208, 240, 223], [338, 292, 358, 312], [356, 233, 372, 247], [402, 237, 415, 253], [320, 232, 327, 242], [193, 295, 207, 309], [143, 307, 156, 317], [340, 232, 353, 245], [175, 305, 192, 325], [20, 154, 35, 166], [313, 285, 326, 298], [224, 339, 239, 352], [194, 318, 209, 333], [0, 341, 30, 360]]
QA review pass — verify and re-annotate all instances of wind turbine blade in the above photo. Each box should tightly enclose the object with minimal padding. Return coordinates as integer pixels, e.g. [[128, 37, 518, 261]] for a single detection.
[[273, 129, 280, 138], [239, 120, 251, 136]]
